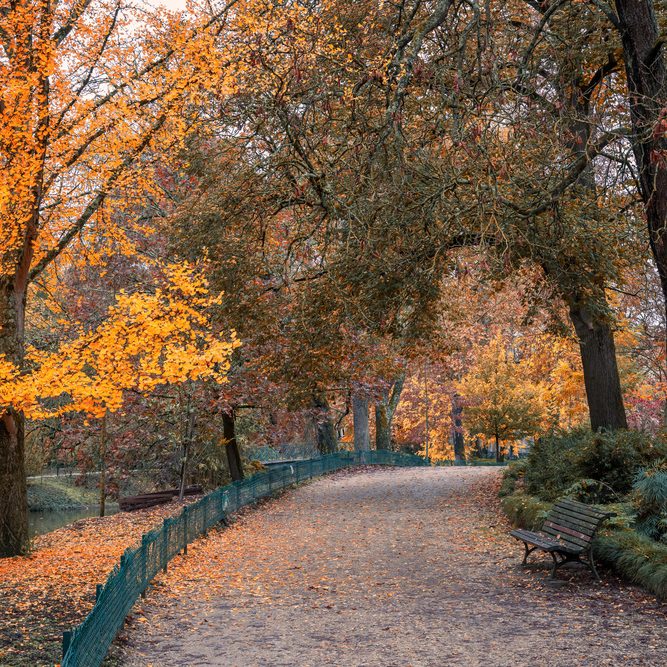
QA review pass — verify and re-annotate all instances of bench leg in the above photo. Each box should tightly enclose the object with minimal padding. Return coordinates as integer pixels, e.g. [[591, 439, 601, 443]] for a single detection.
[[522, 542, 539, 565], [550, 552, 601, 581], [549, 552, 561, 578], [588, 551, 601, 582]]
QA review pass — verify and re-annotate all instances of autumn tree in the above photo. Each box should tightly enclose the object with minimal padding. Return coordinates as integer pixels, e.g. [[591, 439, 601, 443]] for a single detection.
[[482, 1, 667, 427], [457, 336, 543, 462], [0, 0, 238, 555], [271, 1, 633, 434], [393, 361, 453, 460], [183, 0, 667, 447], [160, 0, 432, 454], [167, 0, 612, 451], [613, 263, 667, 429]]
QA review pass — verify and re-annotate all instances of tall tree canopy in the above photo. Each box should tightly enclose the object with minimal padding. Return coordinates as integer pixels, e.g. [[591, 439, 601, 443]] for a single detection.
[[2, 0, 667, 557]]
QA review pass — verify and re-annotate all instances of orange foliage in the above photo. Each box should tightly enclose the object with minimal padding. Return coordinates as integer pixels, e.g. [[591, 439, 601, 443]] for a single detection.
[[0, 265, 239, 418], [393, 364, 454, 462]]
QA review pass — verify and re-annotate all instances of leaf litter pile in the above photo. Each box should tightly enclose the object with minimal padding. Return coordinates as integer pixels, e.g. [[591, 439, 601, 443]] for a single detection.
[[0, 497, 202, 666], [114, 467, 667, 667]]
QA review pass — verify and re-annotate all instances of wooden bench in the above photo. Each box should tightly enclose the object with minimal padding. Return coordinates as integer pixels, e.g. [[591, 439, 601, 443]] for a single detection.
[[510, 498, 615, 580], [118, 485, 203, 511]]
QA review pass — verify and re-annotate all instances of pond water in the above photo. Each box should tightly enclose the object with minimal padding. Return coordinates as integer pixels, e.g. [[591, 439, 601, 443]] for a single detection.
[[29, 504, 119, 538]]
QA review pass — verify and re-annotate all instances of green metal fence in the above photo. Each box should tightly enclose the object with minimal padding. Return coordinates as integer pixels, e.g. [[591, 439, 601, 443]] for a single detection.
[[432, 458, 509, 466], [61, 450, 429, 667]]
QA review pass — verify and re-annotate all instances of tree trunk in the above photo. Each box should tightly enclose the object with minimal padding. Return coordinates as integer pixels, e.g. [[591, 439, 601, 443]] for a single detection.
[[222, 409, 244, 481], [0, 410, 28, 557], [99, 413, 107, 518], [375, 374, 405, 450], [375, 401, 391, 450], [423, 374, 430, 458], [0, 32, 48, 555], [614, 1, 667, 352], [569, 303, 628, 431], [352, 393, 370, 451], [495, 432, 502, 463], [451, 393, 466, 462], [552, 64, 629, 432], [178, 393, 195, 502], [0, 282, 29, 556], [312, 393, 338, 454]]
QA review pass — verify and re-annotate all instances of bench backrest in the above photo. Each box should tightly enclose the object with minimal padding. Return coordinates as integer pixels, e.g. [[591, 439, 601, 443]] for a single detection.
[[542, 499, 614, 551]]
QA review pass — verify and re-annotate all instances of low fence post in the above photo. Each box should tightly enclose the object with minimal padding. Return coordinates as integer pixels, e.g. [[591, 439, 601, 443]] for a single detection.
[[96, 584, 103, 602], [162, 519, 169, 572], [141, 534, 148, 598], [220, 490, 230, 526], [120, 551, 129, 599], [183, 506, 189, 555], [62, 630, 72, 661], [203, 497, 208, 536]]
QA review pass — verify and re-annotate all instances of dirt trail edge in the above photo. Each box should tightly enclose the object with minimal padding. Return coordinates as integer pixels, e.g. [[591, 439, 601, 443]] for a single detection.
[[117, 467, 667, 667]]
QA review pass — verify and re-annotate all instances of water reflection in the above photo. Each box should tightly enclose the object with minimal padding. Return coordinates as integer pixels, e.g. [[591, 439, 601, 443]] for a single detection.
[[29, 505, 119, 537]]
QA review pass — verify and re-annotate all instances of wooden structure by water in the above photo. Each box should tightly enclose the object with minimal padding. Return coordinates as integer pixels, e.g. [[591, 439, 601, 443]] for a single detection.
[[118, 485, 203, 511]]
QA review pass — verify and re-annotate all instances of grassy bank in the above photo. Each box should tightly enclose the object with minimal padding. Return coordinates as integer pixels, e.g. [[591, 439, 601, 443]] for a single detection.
[[27, 478, 100, 512]]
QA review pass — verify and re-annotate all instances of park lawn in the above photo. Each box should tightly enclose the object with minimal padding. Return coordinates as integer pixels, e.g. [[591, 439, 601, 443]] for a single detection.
[[0, 499, 200, 667]]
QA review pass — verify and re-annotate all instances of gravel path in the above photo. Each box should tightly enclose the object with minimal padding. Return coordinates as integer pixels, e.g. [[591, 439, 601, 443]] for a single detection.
[[118, 467, 667, 666]]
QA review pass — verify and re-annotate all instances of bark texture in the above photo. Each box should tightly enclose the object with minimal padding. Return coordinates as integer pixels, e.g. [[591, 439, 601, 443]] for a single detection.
[[552, 50, 628, 432], [451, 393, 466, 462], [375, 375, 405, 450], [494, 432, 502, 463], [352, 394, 370, 451], [178, 397, 195, 502], [614, 0, 667, 338], [222, 410, 244, 482], [313, 394, 338, 454], [99, 413, 108, 518], [569, 303, 628, 431], [0, 281, 29, 556]]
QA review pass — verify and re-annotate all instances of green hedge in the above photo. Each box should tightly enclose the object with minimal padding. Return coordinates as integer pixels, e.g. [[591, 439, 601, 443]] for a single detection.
[[498, 460, 526, 497], [524, 429, 667, 502], [501, 492, 551, 530]]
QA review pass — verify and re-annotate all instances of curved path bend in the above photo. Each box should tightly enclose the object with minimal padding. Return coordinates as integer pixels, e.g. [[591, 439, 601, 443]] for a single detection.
[[118, 467, 667, 667]]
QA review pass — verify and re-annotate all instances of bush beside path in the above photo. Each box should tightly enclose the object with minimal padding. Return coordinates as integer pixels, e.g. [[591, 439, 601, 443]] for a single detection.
[[117, 467, 667, 667]]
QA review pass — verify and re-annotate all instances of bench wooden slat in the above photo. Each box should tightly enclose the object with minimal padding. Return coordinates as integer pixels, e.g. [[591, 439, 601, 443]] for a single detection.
[[543, 521, 592, 542], [550, 507, 600, 530], [556, 499, 610, 518], [541, 532, 589, 551], [553, 504, 606, 525], [510, 529, 559, 551], [549, 517, 597, 538], [542, 523, 592, 548], [510, 529, 583, 554], [547, 512, 598, 536]]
